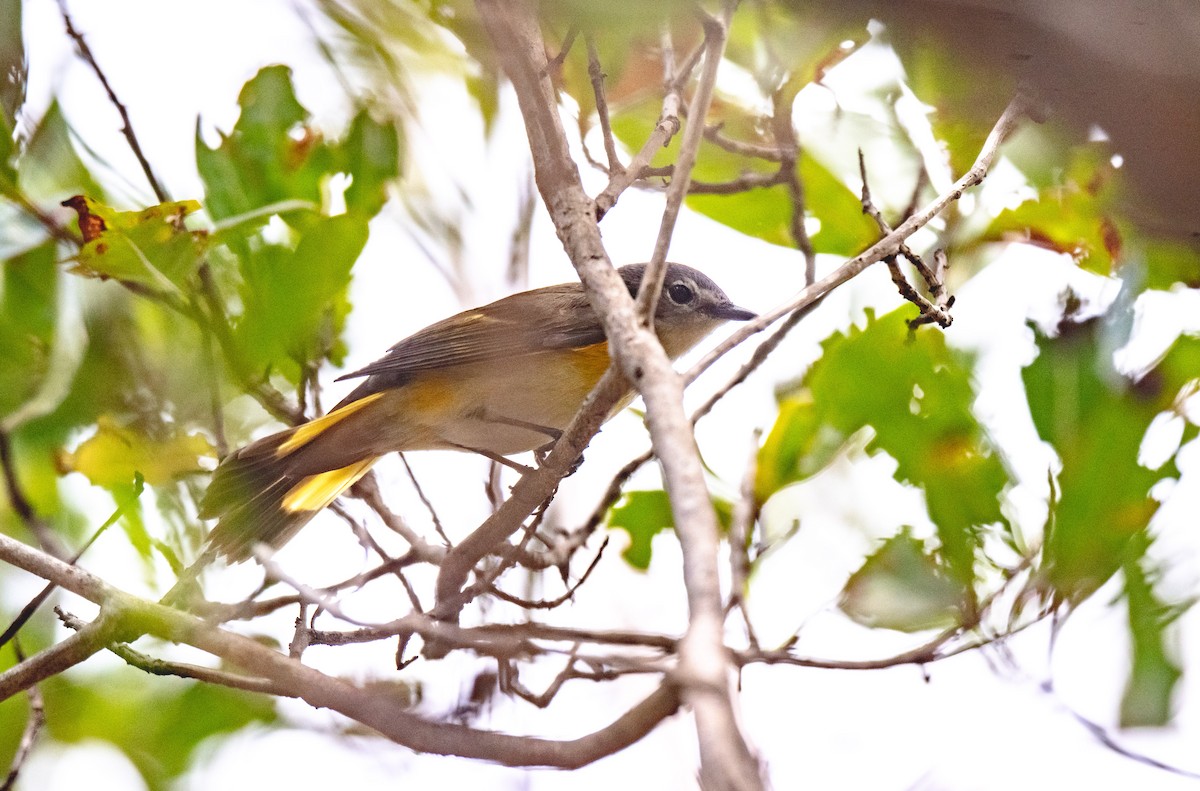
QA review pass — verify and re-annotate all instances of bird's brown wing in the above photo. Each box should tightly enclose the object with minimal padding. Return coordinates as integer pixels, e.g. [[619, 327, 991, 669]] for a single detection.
[[332, 284, 607, 406]]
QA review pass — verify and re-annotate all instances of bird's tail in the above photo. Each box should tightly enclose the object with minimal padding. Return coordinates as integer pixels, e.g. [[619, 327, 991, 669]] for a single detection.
[[200, 404, 381, 562]]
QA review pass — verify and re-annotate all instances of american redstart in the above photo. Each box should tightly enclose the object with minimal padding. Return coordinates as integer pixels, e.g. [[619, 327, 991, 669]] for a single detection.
[[200, 263, 754, 561]]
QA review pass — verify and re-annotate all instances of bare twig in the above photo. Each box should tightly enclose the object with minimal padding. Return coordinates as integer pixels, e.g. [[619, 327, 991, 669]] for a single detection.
[[488, 537, 609, 610], [688, 91, 1033, 385], [0, 642, 44, 791], [504, 646, 581, 708], [683, 168, 788, 194], [586, 36, 622, 174], [0, 430, 66, 559], [726, 432, 760, 648], [703, 123, 785, 162], [770, 86, 817, 283], [859, 149, 953, 328], [351, 471, 444, 560], [56, 0, 170, 203], [593, 28, 684, 217], [56, 609, 287, 694], [399, 455, 451, 546]]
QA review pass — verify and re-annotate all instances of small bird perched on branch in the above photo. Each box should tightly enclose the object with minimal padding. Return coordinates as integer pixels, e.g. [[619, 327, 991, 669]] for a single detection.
[[200, 263, 754, 561]]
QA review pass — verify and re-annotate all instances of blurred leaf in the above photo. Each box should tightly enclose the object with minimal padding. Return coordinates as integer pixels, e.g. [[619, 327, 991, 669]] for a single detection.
[[755, 392, 842, 501], [197, 65, 331, 221], [46, 673, 275, 790], [16, 100, 104, 200], [0, 0, 24, 131], [1141, 237, 1200, 291], [798, 153, 879, 255], [0, 107, 15, 194], [1024, 314, 1200, 598], [985, 145, 1120, 276], [759, 309, 1009, 592], [608, 489, 732, 570], [235, 213, 369, 380], [62, 196, 207, 289], [904, 37, 1016, 178], [0, 240, 58, 419], [840, 527, 964, 632], [612, 92, 875, 252], [1120, 538, 1183, 727], [725, 3, 863, 90], [58, 416, 214, 489], [339, 107, 402, 216]]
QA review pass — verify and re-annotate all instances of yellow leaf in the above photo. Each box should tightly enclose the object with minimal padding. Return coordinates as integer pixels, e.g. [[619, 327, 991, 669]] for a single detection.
[[59, 416, 215, 488]]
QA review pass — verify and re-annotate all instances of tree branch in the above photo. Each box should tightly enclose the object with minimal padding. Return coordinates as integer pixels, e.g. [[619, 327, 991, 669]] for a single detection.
[[471, 2, 762, 787]]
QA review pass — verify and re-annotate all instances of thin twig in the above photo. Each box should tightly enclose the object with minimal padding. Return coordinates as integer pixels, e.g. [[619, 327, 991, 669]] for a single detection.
[[686, 91, 1033, 386], [586, 36, 622, 174], [703, 123, 785, 162], [859, 150, 952, 328], [67, 614, 285, 695], [0, 641, 44, 791], [726, 431, 760, 648], [593, 27, 684, 217], [0, 431, 66, 559], [56, 0, 169, 203], [770, 86, 817, 283], [487, 537, 609, 610]]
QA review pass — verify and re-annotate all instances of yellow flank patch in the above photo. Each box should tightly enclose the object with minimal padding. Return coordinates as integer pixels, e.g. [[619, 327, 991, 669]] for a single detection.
[[282, 457, 379, 513], [277, 392, 386, 456], [569, 341, 612, 382], [402, 374, 456, 414]]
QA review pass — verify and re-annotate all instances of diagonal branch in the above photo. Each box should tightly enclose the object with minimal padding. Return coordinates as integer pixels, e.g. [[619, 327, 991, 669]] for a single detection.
[[470, 2, 762, 788]]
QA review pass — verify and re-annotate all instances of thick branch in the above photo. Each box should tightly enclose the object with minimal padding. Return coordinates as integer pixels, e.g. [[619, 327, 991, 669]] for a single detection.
[[0, 530, 680, 767], [472, 3, 761, 788]]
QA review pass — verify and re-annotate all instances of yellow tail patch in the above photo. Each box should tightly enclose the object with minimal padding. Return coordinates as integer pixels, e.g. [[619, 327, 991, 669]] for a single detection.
[[276, 392, 386, 456], [281, 457, 379, 514]]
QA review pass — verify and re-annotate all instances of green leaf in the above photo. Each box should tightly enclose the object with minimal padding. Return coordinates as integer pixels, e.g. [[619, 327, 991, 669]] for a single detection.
[[0, 0, 24, 131], [985, 145, 1121, 277], [0, 240, 58, 418], [16, 101, 104, 200], [798, 153, 879, 255], [840, 527, 964, 632], [758, 308, 1008, 591], [197, 65, 331, 221], [1141, 237, 1200, 291], [755, 392, 841, 503], [904, 37, 1017, 179], [1120, 537, 1183, 727], [0, 105, 15, 194], [63, 196, 207, 289], [1022, 315, 1200, 598], [608, 490, 732, 570], [46, 673, 276, 789], [608, 490, 674, 570], [234, 213, 369, 380], [338, 107, 402, 216]]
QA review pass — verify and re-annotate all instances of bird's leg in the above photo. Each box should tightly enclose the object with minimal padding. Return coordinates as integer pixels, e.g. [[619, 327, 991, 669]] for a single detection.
[[477, 411, 584, 474], [447, 442, 537, 476]]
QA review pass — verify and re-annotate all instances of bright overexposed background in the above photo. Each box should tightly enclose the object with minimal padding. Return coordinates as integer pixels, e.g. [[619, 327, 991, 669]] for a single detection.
[[11, 1, 1200, 789]]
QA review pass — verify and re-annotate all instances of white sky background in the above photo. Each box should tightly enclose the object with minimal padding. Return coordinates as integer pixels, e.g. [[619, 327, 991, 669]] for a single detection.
[[11, 1, 1200, 789]]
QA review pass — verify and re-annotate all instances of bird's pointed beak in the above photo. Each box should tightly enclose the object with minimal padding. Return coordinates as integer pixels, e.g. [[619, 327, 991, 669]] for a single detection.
[[711, 303, 757, 321]]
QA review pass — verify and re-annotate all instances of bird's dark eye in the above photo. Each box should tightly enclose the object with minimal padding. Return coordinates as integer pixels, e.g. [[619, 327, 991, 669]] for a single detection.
[[667, 282, 695, 304]]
